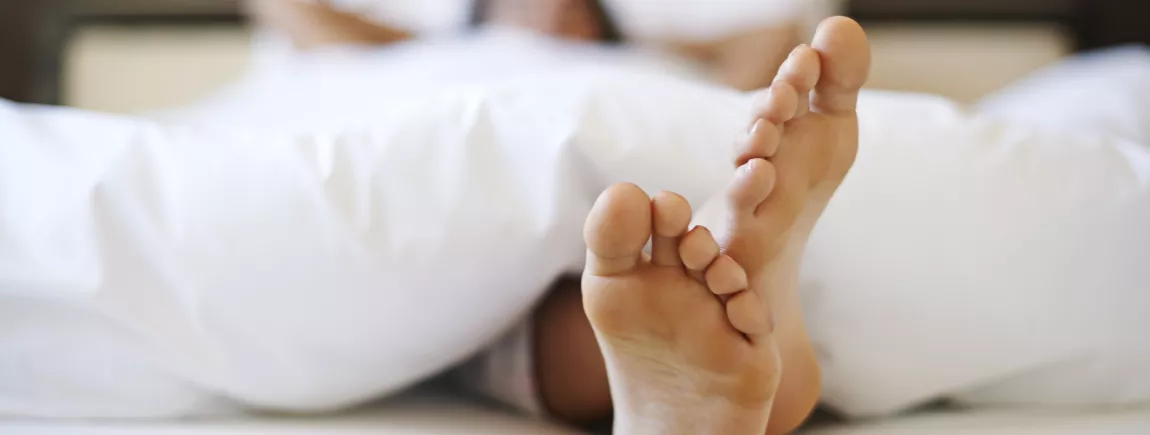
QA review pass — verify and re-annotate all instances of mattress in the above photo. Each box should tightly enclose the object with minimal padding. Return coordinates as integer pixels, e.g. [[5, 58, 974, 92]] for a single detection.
[[0, 391, 579, 435], [804, 407, 1150, 435], [3, 392, 1148, 435]]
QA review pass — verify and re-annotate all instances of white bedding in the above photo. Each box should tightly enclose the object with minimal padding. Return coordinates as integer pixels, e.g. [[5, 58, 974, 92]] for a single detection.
[[2, 394, 1149, 435], [0, 392, 580, 435], [804, 408, 1150, 435], [302, 0, 840, 40], [2, 33, 1150, 421]]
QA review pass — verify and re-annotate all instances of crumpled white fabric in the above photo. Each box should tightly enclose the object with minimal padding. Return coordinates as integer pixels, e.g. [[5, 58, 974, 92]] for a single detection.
[[606, 0, 842, 42], [977, 45, 1150, 146], [303, 0, 837, 40], [807, 92, 1150, 416], [3, 36, 1150, 419], [0, 54, 744, 417], [956, 45, 1150, 411]]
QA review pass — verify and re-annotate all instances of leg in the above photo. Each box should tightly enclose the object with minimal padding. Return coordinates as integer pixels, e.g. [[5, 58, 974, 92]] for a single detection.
[[532, 277, 612, 425], [248, 0, 413, 50]]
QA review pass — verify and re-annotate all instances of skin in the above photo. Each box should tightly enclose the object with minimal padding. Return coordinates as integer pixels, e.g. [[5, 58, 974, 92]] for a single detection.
[[247, 0, 414, 50], [576, 17, 871, 434], [483, 0, 607, 42]]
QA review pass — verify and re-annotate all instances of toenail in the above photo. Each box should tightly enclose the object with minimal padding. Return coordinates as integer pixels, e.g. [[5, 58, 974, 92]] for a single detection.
[[740, 158, 766, 175], [738, 161, 753, 177], [747, 119, 763, 137]]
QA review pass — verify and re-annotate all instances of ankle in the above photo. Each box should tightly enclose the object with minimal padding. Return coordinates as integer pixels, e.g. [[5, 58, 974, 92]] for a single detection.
[[532, 279, 613, 424]]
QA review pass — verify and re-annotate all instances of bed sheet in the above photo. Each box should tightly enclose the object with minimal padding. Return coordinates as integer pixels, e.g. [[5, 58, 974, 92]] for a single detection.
[[3, 393, 1148, 435], [805, 408, 1150, 435], [0, 392, 578, 435]]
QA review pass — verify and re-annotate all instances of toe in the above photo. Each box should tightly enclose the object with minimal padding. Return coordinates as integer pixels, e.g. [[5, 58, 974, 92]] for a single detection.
[[584, 183, 653, 276], [725, 290, 772, 338], [680, 226, 720, 273], [774, 44, 821, 117], [650, 191, 692, 267], [811, 16, 871, 115], [735, 119, 781, 165], [704, 255, 748, 295], [751, 81, 799, 125], [727, 158, 777, 216]]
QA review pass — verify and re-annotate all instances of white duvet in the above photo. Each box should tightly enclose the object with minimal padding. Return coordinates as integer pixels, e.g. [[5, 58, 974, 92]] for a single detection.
[[2, 35, 1149, 420]]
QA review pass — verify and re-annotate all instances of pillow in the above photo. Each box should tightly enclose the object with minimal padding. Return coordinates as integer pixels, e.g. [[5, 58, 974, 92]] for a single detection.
[[607, 0, 842, 42], [976, 45, 1150, 146], [306, 0, 838, 41]]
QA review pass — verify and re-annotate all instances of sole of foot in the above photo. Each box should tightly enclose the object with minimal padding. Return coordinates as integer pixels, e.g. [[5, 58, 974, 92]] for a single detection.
[[581, 16, 871, 435], [583, 184, 781, 435]]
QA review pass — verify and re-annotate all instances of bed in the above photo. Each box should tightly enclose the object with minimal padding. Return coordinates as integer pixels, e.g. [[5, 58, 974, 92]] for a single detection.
[[3, 390, 1150, 434], [0, 1, 1148, 434]]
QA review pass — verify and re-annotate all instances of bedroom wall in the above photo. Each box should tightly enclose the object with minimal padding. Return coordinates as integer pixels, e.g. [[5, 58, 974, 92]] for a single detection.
[[62, 21, 1071, 113], [865, 24, 1070, 102], [64, 25, 253, 113]]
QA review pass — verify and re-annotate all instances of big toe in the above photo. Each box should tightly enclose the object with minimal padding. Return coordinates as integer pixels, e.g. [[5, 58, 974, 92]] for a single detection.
[[811, 16, 871, 115], [584, 183, 653, 276]]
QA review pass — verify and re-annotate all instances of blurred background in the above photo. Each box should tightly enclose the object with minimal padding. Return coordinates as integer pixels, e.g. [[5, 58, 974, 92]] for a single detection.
[[0, 0, 1147, 114]]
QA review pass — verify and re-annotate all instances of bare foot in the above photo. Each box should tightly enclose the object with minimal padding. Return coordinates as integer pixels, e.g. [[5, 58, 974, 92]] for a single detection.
[[581, 184, 781, 435], [578, 17, 870, 434], [695, 16, 872, 433]]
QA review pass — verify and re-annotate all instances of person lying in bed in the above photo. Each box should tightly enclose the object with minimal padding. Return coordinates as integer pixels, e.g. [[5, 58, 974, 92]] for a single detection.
[[244, 1, 858, 434]]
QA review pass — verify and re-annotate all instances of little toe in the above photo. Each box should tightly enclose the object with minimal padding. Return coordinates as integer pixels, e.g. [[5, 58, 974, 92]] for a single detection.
[[735, 119, 782, 165], [650, 191, 692, 267], [680, 226, 720, 273], [811, 16, 872, 115], [727, 158, 777, 216], [704, 255, 748, 295], [584, 183, 653, 276]]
